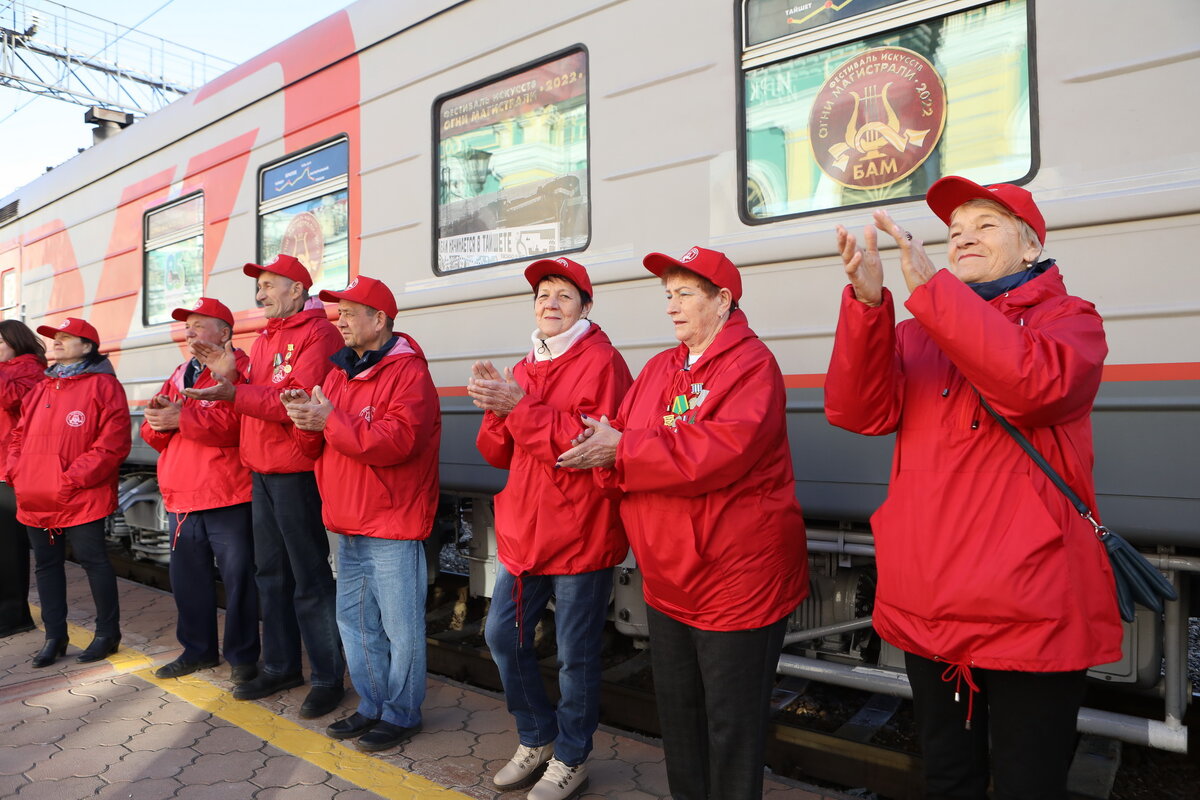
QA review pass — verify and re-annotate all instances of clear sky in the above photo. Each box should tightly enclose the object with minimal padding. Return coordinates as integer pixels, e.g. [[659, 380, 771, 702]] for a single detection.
[[0, 0, 352, 199]]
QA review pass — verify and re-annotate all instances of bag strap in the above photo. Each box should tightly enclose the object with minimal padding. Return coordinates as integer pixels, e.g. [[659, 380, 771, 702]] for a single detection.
[[975, 392, 1107, 534]]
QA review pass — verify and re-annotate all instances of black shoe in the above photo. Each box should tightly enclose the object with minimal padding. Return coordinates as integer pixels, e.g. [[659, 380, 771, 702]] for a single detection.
[[299, 685, 345, 719], [32, 638, 68, 668], [230, 663, 258, 685], [75, 634, 120, 663], [0, 620, 36, 637], [326, 712, 380, 740], [154, 657, 218, 679], [232, 671, 303, 701], [357, 721, 419, 752]]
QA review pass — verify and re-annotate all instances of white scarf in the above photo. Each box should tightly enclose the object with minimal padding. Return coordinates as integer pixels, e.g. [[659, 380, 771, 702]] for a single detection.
[[531, 318, 591, 362]]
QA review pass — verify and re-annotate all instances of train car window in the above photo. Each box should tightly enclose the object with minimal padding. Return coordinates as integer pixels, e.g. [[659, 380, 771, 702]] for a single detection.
[[144, 194, 205, 326], [434, 47, 589, 274], [0, 269, 16, 319], [740, 0, 1033, 222], [257, 137, 350, 294]]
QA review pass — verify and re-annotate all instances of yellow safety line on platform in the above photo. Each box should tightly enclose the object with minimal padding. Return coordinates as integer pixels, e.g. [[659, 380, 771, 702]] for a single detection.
[[33, 610, 468, 800]]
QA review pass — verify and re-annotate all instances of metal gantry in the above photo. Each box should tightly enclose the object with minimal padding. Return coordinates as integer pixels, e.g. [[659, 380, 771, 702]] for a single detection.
[[0, 0, 235, 116]]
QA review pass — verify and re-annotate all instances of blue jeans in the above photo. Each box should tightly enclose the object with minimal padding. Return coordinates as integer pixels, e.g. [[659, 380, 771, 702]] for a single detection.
[[168, 504, 259, 666], [251, 472, 344, 688], [336, 535, 427, 728], [485, 564, 612, 767]]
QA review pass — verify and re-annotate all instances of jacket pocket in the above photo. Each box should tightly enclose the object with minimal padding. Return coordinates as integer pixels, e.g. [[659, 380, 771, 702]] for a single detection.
[[14, 450, 66, 513]]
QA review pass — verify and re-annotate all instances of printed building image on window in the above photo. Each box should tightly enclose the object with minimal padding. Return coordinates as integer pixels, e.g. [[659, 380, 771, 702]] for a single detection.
[[259, 140, 349, 294], [436, 50, 589, 273], [145, 195, 204, 325], [743, 0, 1031, 220]]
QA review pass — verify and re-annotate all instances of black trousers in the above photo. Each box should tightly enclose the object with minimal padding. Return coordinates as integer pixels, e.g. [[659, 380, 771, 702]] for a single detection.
[[27, 519, 120, 640], [168, 503, 259, 666], [905, 651, 1086, 800], [647, 606, 787, 800], [251, 471, 343, 688], [0, 483, 34, 632]]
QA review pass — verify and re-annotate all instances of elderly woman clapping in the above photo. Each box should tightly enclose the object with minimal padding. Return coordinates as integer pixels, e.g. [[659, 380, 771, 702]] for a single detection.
[[824, 177, 1123, 800], [558, 247, 809, 800], [469, 258, 632, 800]]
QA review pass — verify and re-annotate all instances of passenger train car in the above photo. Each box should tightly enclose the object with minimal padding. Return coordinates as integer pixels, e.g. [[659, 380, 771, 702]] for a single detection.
[[1, 0, 1196, 752]]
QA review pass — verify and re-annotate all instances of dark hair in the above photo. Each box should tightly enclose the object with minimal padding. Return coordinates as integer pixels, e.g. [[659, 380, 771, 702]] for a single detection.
[[80, 338, 105, 365], [0, 320, 46, 363], [659, 266, 739, 312], [535, 275, 592, 307]]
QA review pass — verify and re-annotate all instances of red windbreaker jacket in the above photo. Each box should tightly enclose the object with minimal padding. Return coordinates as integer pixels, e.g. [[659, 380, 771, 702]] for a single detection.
[[234, 307, 343, 474], [0, 353, 48, 482], [140, 351, 252, 513], [606, 311, 809, 631], [8, 359, 131, 529], [825, 267, 1123, 671], [297, 335, 441, 540], [476, 324, 633, 576]]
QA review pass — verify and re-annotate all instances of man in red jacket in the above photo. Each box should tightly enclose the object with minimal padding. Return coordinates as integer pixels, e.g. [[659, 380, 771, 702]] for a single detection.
[[282, 275, 440, 753], [141, 298, 259, 683], [185, 254, 346, 718]]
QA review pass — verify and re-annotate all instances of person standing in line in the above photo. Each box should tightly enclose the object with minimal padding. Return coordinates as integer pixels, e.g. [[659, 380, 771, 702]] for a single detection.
[[824, 178, 1122, 799], [282, 275, 440, 752], [468, 258, 633, 800], [185, 254, 346, 718], [558, 247, 809, 800], [9, 317, 130, 667], [141, 298, 260, 683], [0, 321, 48, 638]]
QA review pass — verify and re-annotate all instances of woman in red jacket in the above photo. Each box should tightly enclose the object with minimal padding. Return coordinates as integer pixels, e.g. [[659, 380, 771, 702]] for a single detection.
[[469, 258, 632, 800], [0, 321, 48, 638], [824, 178, 1123, 800], [8, 318, 131, 667], [558, 248, 809, 800]]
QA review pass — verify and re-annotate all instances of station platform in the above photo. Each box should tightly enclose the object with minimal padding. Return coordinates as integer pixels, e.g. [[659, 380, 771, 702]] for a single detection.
[[0, 565, 854, 800]]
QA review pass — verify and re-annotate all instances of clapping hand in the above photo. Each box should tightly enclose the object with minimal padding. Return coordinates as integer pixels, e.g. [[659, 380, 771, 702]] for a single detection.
[[182, 371, 235, 403], [467, 359, 524, 416], [285, 385, 332, 431], [143, 394, 182, 431]]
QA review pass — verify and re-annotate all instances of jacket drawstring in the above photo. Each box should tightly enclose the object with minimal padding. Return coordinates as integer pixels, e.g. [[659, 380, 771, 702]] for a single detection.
[[940, 662, 980, 729], [512, 573, 526, 647], [45, 526, 63, 545], [172, 510, 190, 550]]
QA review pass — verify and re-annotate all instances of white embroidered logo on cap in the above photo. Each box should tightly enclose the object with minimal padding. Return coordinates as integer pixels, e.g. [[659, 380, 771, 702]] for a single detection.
[[66, 410, 86, 427], [555, 258, 569, 267], [58, 320, 70, 329], [359, 405, 375, 422], [192, 299, 204, 309], [681, 247, 700, 263], [348, 278, 359, 290]]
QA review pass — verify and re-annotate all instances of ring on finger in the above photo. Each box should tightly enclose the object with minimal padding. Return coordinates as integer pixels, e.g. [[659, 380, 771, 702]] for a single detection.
[[904, 231, 913, 241]]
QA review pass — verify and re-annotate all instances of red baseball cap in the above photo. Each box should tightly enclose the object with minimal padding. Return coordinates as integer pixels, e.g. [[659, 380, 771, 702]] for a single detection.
[[926, 176, 1047, 245], [36, 317, 100, 343], [243, 253, 314, 289], [170, 297, 235, 327], [643, 246, 743, 302], [524, 257, 593, 298], [319, 275, 399, 319]]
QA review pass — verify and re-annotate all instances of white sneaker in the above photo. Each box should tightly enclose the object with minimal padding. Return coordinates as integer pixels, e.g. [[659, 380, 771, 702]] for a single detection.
[[494, 742, 554, 790], [527, 758, 588, 800]]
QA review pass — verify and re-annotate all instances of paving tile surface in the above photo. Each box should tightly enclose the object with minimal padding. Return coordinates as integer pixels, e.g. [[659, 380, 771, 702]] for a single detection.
[[0, 563, 855, 800]]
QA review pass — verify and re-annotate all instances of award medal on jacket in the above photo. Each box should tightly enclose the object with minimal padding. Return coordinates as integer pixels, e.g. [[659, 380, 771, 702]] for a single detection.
[[271, 344, 295, 383], [663, 382, 708, 429]]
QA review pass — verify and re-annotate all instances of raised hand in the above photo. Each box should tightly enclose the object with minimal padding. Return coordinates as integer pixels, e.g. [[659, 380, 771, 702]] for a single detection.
[[467, 361, 525, 416], [286, 384, 333, 431], [190, 339, 238, 381], [182, 370, 235, 403], [143, 395, 182, 431], [872, 209, 938, 295], [836, 222, 884, 307]]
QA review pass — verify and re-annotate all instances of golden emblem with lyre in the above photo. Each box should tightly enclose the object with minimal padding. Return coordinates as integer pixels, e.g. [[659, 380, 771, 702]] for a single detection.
[[827, 82, 930, 172]]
